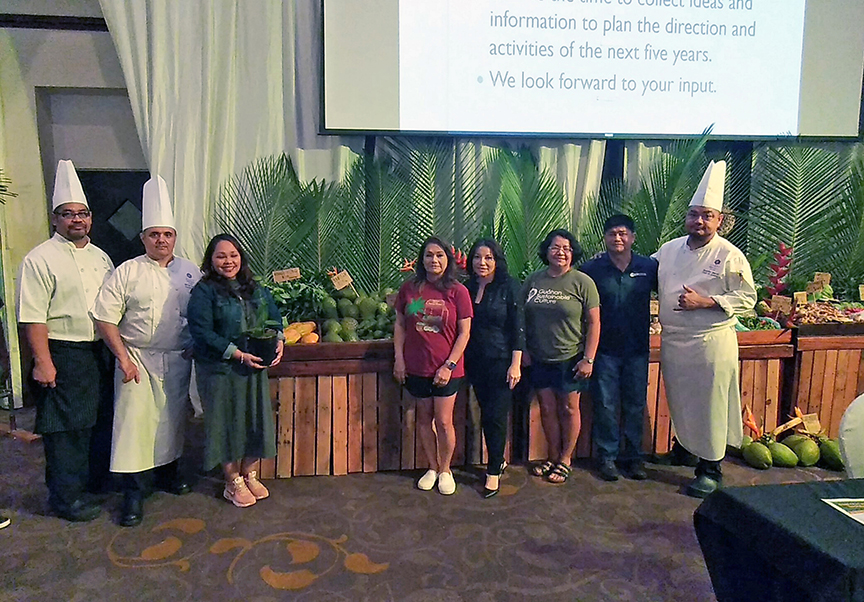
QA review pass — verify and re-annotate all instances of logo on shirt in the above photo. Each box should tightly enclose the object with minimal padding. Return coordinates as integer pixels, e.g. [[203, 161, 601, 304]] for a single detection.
[[526, 287, 572, 305], [406, 297, 448, 334], [630, 272, 647, 278]]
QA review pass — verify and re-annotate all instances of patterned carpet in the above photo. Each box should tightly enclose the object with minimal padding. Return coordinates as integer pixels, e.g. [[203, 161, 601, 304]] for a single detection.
[[0, 408, 841, 602]]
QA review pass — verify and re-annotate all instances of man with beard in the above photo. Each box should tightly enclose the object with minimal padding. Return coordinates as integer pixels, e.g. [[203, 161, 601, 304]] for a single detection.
[[92, 175, 200, 526], [17, 160, 114, 521], [653, 161, 757, 498]]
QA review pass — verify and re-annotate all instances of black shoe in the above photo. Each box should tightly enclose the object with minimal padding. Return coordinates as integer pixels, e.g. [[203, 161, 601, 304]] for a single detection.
[[0, 515, 10, 529], [622, 461, 648, 480], [649, 444, 699, 467], [120, 492, 143, 527], [53, 499, 101, 522], [158, 480, 191, 496], [596, 459, 620, 482], [685, 475, 721, 499], [482, 474, 500, 499]]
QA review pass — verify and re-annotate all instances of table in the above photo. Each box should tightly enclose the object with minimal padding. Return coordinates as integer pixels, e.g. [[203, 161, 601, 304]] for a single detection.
[[694, 479, 864, 602]]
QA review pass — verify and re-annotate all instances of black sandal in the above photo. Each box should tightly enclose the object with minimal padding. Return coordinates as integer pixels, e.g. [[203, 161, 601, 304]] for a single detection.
[[531, 460, 554, 477], [546, 462, 572, 484]]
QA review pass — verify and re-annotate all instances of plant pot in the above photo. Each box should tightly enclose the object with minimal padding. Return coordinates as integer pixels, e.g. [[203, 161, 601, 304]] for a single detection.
[[244, 329, 279, 366]]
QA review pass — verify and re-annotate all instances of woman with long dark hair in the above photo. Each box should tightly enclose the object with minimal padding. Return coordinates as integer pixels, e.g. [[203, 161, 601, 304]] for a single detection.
[[464, 238, 524, 498], [188, 234, 284, 507], [523, 229, 600, 484], [393, 236, 473, 495]]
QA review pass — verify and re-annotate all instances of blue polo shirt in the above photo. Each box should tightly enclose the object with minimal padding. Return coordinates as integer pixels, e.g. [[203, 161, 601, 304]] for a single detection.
[[579, 252, 657, 357]]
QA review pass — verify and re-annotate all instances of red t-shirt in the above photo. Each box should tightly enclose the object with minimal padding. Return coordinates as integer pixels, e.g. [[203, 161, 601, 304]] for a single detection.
[[395, 279, 473, 378]]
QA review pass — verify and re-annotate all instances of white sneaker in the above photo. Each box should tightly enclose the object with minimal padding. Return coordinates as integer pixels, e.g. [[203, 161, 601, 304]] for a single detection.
[[417, 469, 438, 491], [437, 471, 456, 495]]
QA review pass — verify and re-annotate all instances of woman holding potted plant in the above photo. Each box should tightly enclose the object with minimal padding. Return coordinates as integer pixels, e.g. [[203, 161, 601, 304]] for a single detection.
[[393, 236, 473, 495], [188, 234, 284, 507]]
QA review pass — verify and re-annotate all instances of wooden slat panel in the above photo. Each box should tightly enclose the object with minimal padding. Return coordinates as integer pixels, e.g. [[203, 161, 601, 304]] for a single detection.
[[293, 376, 317, 476], [739, 361, 755, 418], [840, 349, 862, 438], [276, 377, 295, 478], [362, 373, 378, 473], [857, 350, 864, 396], [808, 351, 827, 416], [818, 350, 839, 435], [644, 362, 661, 453], [452, 386, 468, 467], [795, 351, 814, 414], [377, 373, 402, 471], [414, 393, 430, 469], [332, 376, 348, 476], [259, 457, 276, 479], [528, 395, 547, 461], [575, 391, 592, 459], [751, 360, 768, 431], [655, 372, 672, 454], [829, 351, 851, 438], [765, 360, 781, 432], [797, 335, 864, 351], [280, 359, 393, 377], [400, 394, 416, 470], [316, 376, 333, 475], [347, 374, 363, 473], [738, 344, 794, 360]]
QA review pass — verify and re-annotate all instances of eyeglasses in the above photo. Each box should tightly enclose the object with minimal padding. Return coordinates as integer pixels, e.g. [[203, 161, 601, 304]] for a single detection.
[[549, 246, 572, 254], [55, 210, 92, 220]]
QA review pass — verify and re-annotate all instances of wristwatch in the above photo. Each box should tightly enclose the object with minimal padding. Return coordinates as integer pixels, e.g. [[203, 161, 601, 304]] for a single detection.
[[444, 360, 457, 371], [584, 357, 594, 364]]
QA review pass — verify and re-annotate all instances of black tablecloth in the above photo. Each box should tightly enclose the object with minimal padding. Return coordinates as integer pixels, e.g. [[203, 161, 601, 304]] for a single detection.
[[694, 479, 864, 602]]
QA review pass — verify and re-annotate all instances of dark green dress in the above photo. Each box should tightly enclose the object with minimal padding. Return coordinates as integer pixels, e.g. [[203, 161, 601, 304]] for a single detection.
[[188, 279, 280, 470]]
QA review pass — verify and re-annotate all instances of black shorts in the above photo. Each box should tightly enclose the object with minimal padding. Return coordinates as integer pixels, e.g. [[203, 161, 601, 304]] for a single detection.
[[529, 354, 590, 393], [404, 375, 464, 399]]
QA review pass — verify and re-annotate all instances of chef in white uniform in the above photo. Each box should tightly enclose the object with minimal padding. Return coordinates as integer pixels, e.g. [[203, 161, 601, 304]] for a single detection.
[[653, 160, 757, 499], [18, 159, 115, 522], [839, 393, 864, 478], [92, 175, 201, 526]]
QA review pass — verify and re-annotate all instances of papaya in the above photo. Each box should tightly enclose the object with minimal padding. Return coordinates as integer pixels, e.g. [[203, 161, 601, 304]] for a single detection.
[[743, 441, 772, 469], [287, 321, 316, 337], [300, 332, 319, 344], [283, 327, 302, 345], [790, 438, 820, 467], [768, 442, 799, 467], [729, 435, 752, 458], [819, 439, 844, 471]]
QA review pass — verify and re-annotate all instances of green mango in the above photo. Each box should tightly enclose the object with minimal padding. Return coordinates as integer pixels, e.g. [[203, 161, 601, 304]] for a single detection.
[[358, 297, 379, 320], [337, 298, 360, 319], [321, 296, 339, 319], [819, 439, 844, 471], [377, 302, 391, 317], [340, 317, 358, 332], [323, 319, 342, 334], [342, 331, 359, 342], [322, 330, 343, 343], [743, 441, 773, 469], [768, 442, 799, 467], [790, 438, 820, 467]]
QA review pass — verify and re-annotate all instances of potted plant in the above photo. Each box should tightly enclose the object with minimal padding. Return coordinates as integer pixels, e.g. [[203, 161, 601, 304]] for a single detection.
[[242, 298, 281, 366]]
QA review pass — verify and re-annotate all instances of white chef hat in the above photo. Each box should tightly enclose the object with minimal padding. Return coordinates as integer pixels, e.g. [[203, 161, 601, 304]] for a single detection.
[[689, 160, 726, 212], [141, 175, 175, 230], [52, 159, 88, 210]]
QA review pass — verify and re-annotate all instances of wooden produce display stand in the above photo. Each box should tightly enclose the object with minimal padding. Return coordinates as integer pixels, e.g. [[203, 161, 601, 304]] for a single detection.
[[265, 341, 503, 478], [791, 325, 864, 439], [526, 329, 794, 462]]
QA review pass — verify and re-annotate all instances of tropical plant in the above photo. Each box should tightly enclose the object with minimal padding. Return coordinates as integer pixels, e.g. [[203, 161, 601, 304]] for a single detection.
[[747, 144, 852, 289], [575, 129, 711, 258], [0, 168, 15, 204], [484, 147, 570, 279]]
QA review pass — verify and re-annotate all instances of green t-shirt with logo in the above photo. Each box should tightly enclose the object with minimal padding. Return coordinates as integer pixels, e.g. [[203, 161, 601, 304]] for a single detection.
[[521, 268, 600, 363]]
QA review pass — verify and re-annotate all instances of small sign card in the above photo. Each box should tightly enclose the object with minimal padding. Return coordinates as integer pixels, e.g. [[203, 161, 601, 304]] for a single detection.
[[801, 413, 822, 434], [273, 268, 301, 283], [813, 272, 832, 286], [771, 295, 793, 315], [330, 270, 354, 291], [858, 284, 864, 301], [793, 291, 809, 305], [649, 300, 659, 315], [805, 282, 822, 294]]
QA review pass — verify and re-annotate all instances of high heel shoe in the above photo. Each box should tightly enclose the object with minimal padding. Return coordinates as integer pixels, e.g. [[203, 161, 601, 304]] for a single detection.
[[482, 473, 500, 499]]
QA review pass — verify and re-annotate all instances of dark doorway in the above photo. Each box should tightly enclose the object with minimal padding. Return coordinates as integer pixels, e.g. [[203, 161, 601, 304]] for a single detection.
[[77, 170, 149, 266]]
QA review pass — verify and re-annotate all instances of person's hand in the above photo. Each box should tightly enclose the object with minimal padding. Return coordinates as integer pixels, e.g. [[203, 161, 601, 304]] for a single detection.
[[269, 340, 284, 367], [678, 285, 711, 310], [118, 357, 141, 384], [239, 352, 266, 370], [574, 359, 593, 380], [433, 365, 452, 387], [32, 359, 57, 388], [506, 363, 521, 390], [393, 357, 406, 384], [182, 347, 194, 360]]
